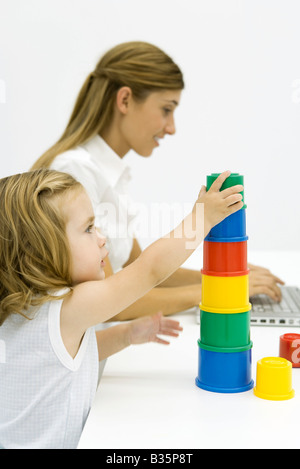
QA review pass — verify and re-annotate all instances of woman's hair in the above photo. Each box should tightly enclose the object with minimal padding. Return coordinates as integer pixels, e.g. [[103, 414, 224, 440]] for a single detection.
[[31, 41, 184, 170], [0, 169, 82, 325]]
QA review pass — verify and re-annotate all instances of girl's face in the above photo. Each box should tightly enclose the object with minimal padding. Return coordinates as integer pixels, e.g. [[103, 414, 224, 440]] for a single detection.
[[118, 89, 182, 157], [63, 189, 108, 285]]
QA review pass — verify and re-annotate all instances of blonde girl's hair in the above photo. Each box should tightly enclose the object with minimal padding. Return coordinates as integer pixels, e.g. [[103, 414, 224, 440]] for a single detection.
[[31, 41, 184, 170], [0, 169, 82, 325]]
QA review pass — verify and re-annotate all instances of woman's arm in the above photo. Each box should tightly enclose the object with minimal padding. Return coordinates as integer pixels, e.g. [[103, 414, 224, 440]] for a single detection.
[[109, 283, 201, 320], [157, 267, 202, 287]]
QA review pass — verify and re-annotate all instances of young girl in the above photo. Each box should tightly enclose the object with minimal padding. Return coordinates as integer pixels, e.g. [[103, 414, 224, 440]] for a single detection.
[[0, 168, 243, 449]]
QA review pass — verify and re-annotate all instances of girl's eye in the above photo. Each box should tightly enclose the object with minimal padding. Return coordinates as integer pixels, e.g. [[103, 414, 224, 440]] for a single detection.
[[86, 224, 95, 233]]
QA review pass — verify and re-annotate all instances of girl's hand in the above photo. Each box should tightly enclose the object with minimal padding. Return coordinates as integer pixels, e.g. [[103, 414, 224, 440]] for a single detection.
[[194, 170, 244, 234], [127, 311, 183, 346]]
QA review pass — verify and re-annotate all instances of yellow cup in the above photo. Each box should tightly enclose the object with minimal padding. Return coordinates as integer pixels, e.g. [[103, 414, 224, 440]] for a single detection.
[[200, 274, 250, 314], [254, 357, 295, 401]]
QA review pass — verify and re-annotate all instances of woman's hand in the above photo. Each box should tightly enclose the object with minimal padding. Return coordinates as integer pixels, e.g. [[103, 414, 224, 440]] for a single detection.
[[248, 263, 285, 302], [127, 311, 183, 345]]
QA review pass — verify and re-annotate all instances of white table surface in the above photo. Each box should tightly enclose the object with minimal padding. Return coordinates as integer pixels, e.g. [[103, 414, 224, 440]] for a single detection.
[[78, 251, 300, 450]]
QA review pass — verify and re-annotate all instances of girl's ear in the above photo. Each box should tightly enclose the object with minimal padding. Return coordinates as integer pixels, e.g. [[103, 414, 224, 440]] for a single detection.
[[116, 86, 133, 115]]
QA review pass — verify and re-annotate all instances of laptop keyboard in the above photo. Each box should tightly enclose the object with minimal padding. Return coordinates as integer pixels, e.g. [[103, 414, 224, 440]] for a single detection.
[[251, 286, 300, 314]]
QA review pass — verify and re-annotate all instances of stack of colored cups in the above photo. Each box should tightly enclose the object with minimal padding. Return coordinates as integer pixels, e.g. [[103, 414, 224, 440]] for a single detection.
[[195, 173, 254, 393]]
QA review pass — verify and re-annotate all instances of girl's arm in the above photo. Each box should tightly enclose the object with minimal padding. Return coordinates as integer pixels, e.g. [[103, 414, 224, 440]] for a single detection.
[[61, 171, 243, 338], [105, 240, 201, 320], [124, 238, 202, 288]]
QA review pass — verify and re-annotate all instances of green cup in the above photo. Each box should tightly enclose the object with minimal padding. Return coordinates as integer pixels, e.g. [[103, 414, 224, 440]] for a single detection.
[[197, 339, 253, 354], [200, 309, 251, 349], [206, 173, 246, 208]]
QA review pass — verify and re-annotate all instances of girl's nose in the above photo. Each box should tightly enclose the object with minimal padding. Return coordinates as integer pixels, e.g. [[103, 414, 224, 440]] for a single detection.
[[96, 229, 106, 247]]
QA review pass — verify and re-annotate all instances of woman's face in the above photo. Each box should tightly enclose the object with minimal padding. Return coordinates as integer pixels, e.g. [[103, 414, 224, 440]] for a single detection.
[[119, 89, 182, 157]]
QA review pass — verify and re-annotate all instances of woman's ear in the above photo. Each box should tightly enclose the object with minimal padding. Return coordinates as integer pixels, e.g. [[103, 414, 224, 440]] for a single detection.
[[116, 86, 133, 115]]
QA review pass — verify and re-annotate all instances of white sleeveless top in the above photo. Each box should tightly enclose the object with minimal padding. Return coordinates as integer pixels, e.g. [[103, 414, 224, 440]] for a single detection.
[[0, 297, 99, 449]]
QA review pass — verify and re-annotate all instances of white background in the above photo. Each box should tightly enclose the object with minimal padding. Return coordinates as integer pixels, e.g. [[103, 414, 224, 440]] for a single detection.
[[0, 0, 300, 251]]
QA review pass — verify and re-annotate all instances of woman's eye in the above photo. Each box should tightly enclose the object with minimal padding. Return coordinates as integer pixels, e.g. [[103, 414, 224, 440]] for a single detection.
[[163, 108, 172, 115]]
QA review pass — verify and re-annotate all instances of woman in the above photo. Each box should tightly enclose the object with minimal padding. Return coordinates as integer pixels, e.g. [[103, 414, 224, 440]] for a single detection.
[[31, 41, 284, 320]]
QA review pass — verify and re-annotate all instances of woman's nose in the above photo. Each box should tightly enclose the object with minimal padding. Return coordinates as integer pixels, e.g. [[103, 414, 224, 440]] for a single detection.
[[165, 116, 176, 135]]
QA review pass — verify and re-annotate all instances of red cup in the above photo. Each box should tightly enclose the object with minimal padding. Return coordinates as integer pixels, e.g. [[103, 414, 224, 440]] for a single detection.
[[279, 333, 300, 368], [202, 240, 248, 276]]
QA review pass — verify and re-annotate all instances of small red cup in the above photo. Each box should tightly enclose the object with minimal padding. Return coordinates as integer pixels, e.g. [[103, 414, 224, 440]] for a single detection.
[[202, 240, 248, 276], [279, 333, 300, 368]]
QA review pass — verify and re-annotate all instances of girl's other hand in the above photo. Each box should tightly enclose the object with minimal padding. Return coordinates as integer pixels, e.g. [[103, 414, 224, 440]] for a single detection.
[[127, 311, 183, 346]]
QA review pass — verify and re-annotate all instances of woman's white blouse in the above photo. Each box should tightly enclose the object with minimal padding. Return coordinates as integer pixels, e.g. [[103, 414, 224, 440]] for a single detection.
[[51, 135, 137, 272]]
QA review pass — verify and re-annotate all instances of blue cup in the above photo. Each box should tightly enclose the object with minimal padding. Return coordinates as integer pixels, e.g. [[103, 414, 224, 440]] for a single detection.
[[205, 208, 247, 242], [195, 341, 254, 393]]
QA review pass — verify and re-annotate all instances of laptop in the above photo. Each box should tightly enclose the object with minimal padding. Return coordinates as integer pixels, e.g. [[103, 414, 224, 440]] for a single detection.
[[250, 286, 300, 326], [195, 286, 300, 326]]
